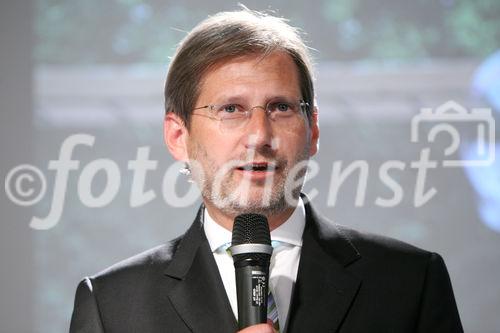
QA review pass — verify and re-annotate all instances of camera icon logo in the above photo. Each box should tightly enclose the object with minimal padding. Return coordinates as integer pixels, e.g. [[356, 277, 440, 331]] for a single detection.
[[411, 100, 495, 167]]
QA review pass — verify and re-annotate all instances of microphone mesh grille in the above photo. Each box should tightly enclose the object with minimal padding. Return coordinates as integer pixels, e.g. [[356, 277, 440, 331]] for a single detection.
[[231, 213, 271, 246]]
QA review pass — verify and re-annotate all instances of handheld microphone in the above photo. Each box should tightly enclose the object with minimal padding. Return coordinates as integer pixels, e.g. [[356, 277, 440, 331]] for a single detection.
[[230, 213, 273, 330]]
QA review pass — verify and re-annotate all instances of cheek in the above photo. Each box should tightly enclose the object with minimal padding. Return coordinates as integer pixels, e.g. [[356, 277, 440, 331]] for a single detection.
[[191, 138, 234, 168], [278, 126, 310, 150]]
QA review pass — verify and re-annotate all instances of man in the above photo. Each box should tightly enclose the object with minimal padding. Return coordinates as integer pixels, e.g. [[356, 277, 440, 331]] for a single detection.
[[70, 8, 463, 333]]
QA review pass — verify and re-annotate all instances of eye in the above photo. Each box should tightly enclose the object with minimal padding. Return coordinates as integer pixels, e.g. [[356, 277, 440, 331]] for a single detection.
[[215, 104, 247, 120], [269, 102, 293, 112], [219, 104, 239, 113], [277, 103, 290, 112]]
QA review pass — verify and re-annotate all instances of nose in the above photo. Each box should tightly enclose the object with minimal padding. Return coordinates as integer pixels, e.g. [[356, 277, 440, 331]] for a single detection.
[[243, 106, 273, 150]]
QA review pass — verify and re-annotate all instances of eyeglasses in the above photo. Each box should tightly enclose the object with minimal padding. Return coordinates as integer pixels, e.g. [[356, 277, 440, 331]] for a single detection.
[[192, 99, 309, 132]]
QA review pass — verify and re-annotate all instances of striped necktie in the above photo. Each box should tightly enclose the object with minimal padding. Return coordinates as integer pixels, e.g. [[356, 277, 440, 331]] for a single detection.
[[267, 289, 280, 332]]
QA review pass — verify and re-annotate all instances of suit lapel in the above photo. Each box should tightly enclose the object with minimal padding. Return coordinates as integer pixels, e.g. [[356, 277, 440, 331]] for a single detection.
[[164, 207, 237, 333], [163, 200, 362, 332], [287, 201, 362, 333]]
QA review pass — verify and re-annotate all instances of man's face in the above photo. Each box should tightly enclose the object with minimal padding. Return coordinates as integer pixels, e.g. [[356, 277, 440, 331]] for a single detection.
[[185, 51, 319, 216]]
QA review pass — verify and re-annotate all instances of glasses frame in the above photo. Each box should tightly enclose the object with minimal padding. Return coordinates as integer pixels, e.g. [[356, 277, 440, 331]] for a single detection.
[[191, 99, 310, 123]]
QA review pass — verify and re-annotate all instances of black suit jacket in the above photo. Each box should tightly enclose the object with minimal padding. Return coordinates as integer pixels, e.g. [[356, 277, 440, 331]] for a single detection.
[[70, 201, 463, 332]]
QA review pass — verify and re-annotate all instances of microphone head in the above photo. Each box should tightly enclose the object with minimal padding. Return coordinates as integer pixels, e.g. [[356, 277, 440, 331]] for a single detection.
[[231, 213, 271, 246], [230, 214, 272, 264]]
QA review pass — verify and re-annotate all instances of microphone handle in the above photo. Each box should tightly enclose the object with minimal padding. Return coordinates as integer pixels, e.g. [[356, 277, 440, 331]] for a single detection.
[[235, 264, 269, 329]]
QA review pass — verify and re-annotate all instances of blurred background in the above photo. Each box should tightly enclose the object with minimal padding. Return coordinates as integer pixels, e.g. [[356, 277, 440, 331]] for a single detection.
[[1, 0, 499, 332]]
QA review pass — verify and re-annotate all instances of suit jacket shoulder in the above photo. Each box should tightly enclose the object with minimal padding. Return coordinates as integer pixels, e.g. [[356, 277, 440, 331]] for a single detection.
[[287, 202, 463, 333], [90, 237, 181, 285], [70, 208, 238, 333]]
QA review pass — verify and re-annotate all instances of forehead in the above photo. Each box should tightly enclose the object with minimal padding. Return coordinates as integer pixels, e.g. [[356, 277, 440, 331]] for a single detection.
[[197, 51, 301, 102]]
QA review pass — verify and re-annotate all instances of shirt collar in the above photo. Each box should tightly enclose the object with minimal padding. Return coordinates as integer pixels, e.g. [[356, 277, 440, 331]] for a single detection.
[[203, 198, 306, 252], [204, 209, 233, 252], [270, 198, 305, 247]]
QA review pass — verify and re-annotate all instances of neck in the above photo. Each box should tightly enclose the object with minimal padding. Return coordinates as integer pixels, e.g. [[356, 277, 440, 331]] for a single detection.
[[204, 201, 297, 232]]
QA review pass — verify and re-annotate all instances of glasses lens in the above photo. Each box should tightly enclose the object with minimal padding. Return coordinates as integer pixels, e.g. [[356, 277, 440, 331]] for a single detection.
[[267, 101, 300, 119], [215, 100, 308, 132], [215, 104, 248, 131]]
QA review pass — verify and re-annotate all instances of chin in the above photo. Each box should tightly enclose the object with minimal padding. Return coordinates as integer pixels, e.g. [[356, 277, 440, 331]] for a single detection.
[[212, 191, 292, 217]]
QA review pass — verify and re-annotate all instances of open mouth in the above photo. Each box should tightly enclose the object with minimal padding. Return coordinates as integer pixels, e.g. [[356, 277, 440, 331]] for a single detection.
[[236, 162, 277, 172]]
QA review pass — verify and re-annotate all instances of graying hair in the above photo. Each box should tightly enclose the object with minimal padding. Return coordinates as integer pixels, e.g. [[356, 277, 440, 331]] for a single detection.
[[164, 7, 315, 128]]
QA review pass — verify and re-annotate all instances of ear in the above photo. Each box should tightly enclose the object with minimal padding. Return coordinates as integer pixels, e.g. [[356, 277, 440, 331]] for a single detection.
[[163, 112, 189, 162], [309, 106, 320, 157]]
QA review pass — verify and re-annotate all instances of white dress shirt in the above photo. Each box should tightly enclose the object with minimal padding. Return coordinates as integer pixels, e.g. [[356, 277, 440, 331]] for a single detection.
[[204, 199, 305, 331]]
